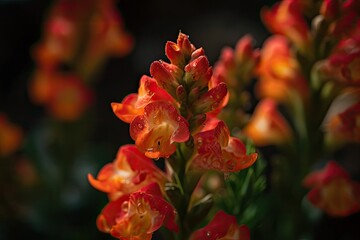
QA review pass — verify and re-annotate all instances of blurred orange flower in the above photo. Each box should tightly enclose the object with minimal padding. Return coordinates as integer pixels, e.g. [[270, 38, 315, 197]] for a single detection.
[[255, 35, 309, 104], [243, 98, 293, 146], [303, 161, 360, 217], [261, 0, 311, 54], [47, 74, 93, 121], [323, 88, 360, 145], [0, 114, 23, 157]]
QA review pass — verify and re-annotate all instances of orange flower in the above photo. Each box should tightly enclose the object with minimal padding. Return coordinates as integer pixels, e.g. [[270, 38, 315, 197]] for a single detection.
[[29, 69, 93, 121], [47, 74, 93, 121], [243, 98, 293, 146], [255, 35, 309, 104], [261, 0, 311, 54], [190, 210, 250, 240], [88, 144, 167, 201], [303, 161, 360, 217], [112, 75, 175, 123], [32, 0, 87, 69], [130, 101, 190, 159], [97, 182, 178, 240], [191, 118, 257, 173], [0, 114, 23, 157]]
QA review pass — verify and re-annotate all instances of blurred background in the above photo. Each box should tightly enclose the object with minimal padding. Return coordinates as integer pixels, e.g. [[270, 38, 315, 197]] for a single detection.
[[0, 0, 271, 239]]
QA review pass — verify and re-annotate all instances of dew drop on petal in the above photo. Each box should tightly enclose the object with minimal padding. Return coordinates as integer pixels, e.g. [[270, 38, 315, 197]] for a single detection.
[[147, 147, 154, 152], [206, 230, 211, 237], [137, 123, 144, 129]]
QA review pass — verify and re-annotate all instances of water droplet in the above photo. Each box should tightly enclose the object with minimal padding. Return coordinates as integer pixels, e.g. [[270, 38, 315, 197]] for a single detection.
[[159, 59, 163, 64], [137, 123, 144, 129], [147, 147, 154, 152], [209, 95, 213, 99], [206, 231, 211, 237], [197, 137, 203, 145]]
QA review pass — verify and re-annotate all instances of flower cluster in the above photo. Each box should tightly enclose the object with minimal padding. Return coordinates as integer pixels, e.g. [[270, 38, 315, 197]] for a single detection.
[[29, 0, 133, 121], [88, 0, 359, 239], [207, 0, 360, 238], [89, 32, 258, 239]]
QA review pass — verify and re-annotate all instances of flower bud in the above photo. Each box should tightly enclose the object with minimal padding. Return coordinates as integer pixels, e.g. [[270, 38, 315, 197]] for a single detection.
[[191, 83, 227, 115], [150, 60, 182, 98]]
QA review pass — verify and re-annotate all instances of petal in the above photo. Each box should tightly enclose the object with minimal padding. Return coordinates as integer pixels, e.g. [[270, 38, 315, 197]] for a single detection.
[[130, 101, 189, 159], [192, 120, 257, 172], [88, 145, 166, 200], [303, 161, 350, 187], [190, 210, 247, 240], [136, 75, 175, 108], [112, 93, 143, 123], [184, 55, 212, 88], [108, 183, 178, 239], [150, 61, 181, 98]]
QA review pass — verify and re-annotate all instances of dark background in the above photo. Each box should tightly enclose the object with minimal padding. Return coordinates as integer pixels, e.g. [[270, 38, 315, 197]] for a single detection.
[[0, 0, 271, 146], [3, 1, 359, 240]]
